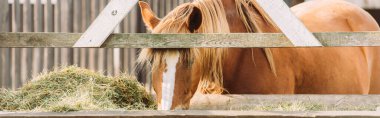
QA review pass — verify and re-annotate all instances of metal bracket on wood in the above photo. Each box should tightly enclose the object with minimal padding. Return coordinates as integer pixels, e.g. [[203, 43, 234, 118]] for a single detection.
[[73, 0, 138, 47], [256, 0, 323, 47]]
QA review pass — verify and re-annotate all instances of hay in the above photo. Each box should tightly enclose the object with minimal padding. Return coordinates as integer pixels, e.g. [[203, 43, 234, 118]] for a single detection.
[[0, 66, 156, 112]]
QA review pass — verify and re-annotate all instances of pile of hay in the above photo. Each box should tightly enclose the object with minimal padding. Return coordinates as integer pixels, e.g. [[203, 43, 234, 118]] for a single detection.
[[0, 66, 156, 112]]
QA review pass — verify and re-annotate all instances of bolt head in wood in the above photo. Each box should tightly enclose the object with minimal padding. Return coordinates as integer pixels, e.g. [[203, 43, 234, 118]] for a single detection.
[[112, 10, 118, 16]]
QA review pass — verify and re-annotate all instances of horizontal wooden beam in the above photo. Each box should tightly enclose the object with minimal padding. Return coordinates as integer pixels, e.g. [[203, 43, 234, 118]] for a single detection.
[[0, 32, 380, 48], [190, 94, 380, 111], [0, 111, 380, 118]]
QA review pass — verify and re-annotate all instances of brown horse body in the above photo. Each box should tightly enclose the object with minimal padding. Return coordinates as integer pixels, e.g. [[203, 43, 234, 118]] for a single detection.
[[138, 0, 380, 110], [223, 0, 380, 94]]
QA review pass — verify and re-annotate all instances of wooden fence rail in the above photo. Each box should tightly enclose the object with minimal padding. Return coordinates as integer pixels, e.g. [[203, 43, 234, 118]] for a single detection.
[[0, 111, 380, 118], [1, 32, 380, 48], [190, 95, 380, 111], [0, 95, 379, 117]]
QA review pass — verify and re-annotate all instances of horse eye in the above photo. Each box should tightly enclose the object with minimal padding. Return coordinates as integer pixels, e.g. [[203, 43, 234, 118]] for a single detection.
[[149, 59, 153, 64], [186, 59, 194, 69]]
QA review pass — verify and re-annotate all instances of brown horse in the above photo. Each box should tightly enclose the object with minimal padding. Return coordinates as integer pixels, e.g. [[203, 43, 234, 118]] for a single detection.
[[137, 0, 380, 110]]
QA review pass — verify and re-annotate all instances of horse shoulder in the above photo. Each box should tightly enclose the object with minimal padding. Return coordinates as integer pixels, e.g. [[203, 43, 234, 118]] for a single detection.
[[338, 2, 380, 31], [291, 0, 379, 32], [289, 0, 377, 94]]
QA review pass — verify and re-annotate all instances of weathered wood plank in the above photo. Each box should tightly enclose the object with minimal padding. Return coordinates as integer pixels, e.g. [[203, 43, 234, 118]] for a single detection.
[[22, 0, 33, 83], [11, 0, 22, 90], [54, 0, 62, 69], [32, 0, 44, 79], [0, 111, 380, 118], [12, 0, 22, 32], [90, 0, 100, 72], [10, 48, 21, 90], [46, 0, 53, 32], [96, 0, 109, 74], [73, 0, 82, 33], [55, 0, 62, 32], [73, 0, 83, 67], [0, 48, 2, 87], [84, 0, 92, 70], [20, 48, 29, 85], [0, 32, 380, 48], [60, 0, 74, 66], [1, 48, 11, 89], [98, 48, 107, 74], [36, 0, 43, 32], [0, 0, 8, 32], [46, 0, 54, 72], [190, 94, 380, 111], [107, 48, 114, 76]]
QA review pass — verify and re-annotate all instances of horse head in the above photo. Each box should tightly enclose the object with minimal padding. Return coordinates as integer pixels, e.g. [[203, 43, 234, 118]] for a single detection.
[[137, 0, 277, 110], [138, 1, 207, 110]]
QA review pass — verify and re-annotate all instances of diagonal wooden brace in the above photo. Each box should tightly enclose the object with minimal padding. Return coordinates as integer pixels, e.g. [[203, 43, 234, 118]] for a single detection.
[[255, 0, 323, 47], [73, 0, 138, 47]]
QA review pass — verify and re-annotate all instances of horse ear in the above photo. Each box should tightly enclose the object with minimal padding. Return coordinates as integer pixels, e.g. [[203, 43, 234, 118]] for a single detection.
[[139, 1, 160, 30], [187, 7, 202, 33]]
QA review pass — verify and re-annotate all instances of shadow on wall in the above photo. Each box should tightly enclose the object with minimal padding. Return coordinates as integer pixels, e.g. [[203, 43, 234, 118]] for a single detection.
[[367, 9, 380, 27], [284, 0, 305, 7]]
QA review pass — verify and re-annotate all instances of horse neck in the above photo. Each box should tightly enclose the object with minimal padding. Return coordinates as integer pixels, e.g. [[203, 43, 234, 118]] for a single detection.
[[194, 0, 278, 94], [222, 0, 247, 33], [222, 0, 277, 33], [221, 0, 278, 76]]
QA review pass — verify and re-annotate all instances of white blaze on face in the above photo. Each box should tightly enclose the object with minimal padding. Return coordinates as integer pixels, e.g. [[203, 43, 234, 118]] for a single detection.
[[160, 52, 180, 110]]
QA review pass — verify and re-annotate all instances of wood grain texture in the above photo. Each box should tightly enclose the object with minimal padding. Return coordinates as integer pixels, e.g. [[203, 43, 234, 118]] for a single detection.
[[0, 111, 380, 118], [1, 49, 11, 89], [11, 0, 22, 90], [46, 0, 54, 73], [0, 1, 9, 89], [190, 94, 380, 110], [1, 32, 380, 48], [22, 0, 33, 83], [0, 0, 8, 32], [12, 0, 22, 32]]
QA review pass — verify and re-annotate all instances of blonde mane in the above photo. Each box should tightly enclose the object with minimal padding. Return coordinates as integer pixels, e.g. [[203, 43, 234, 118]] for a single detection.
[[138, 0, 279, 94]]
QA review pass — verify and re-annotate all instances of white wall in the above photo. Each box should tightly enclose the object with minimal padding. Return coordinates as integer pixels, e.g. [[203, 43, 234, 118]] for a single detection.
[[345, 0, 380, 9], [305, 0, 380, 9]]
